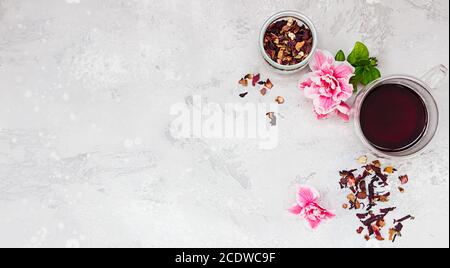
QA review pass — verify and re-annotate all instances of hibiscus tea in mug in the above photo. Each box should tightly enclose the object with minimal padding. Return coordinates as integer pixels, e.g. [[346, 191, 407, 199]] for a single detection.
[[359, 83, 428, 152]]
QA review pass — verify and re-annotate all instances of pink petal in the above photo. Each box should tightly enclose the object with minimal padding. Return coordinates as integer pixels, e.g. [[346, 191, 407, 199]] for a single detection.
[[315, 111, 328, 120], [335, 81, 353, 101], [297, 186, 320, 207], [309, 50, 335, 72], [324, 210, 336, 219], [304, 85, 320, 99], [333, 63, 355, 79], [288, 204, 303, 215], [336, 102, 351, 122], [336, 111, 350, 122], [313, 96, 339, 115], [306, 218, 322, 229]]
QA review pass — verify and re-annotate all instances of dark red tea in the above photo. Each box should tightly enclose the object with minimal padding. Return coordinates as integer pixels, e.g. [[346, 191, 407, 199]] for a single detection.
[[360, 84, 428, 152]]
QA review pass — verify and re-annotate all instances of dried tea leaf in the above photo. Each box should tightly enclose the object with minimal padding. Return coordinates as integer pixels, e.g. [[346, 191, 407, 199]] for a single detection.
[[295, 41, 305, 51], [239, 92, 249, 98], [252, 74, 261, 87], [275, 96, 285, 104], [377, 219, 386, 228], [244, 74, 254, 80], [347, 193, 357, 202], [357, 191, 368, 200], [388, 228, 397, 241], [357, 155, 368, 165], [372, 160, 381, 168], [265, 79, 274, 89], [398, 187, 405, 193], [399, 175, 409, 185], [384, 166, 396, 174], [239, 78, 248, 87], [260, 88, 267, 96]]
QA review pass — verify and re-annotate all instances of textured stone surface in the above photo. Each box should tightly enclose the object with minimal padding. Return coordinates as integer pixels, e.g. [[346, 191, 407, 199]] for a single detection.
[[0, 0, 448, 248]]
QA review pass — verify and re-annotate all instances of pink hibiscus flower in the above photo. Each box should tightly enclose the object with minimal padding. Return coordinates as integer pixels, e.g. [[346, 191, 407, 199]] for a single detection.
[[289, 185, 335, 229], [299, 49, 354, 121]]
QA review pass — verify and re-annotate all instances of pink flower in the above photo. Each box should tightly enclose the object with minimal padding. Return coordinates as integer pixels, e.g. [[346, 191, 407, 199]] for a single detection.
[[299, 49, 355, 121], [289, 185, 335, 229]]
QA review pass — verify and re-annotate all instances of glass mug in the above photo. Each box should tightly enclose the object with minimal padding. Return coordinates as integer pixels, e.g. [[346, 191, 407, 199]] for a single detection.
[[353, 65, 448, 159]]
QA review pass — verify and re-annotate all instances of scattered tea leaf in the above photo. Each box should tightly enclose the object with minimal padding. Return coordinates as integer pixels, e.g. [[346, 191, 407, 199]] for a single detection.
[[275, 96, 285, 104], [399, 175, 409, 185], [357, 155, 368, 165], [239, 92, 249, 98], [239, 78, 248, 87]]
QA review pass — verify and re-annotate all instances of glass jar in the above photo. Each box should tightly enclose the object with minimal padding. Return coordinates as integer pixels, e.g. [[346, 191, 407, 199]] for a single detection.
[[259, 11, 318, 74]]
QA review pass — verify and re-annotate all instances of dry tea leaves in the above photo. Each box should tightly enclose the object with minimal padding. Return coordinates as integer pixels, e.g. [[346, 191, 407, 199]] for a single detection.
[[252, 74, 261, 87], [265, 79, 274, 89], [260, 88, 267, 96], [263, 18, 313, 66], [357, 155, 368, 165], [239, 78, 248, 87], [384, 166, 397, 174], [338, 158, 414, 243], [275, 96, 285, 104], [399, 175, 409, 185], [244, 74, 254, 80], [239, 92, 249, 98]]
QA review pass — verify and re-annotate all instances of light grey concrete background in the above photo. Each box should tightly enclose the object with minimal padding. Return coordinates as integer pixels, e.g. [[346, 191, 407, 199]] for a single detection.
[[0, 0, 448, 248]]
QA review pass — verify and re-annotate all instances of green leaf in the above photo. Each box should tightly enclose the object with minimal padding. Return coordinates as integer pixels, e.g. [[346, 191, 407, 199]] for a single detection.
[[349, 67, 365, 93], [348, 42, 370, 66], [335, 50, 346, 61], [355, 59, 371, 67], [361, 66, 381, 85]]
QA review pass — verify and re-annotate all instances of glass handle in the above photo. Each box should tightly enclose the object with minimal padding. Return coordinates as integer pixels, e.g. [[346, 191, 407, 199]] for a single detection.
[[421, 64, 448, 90]]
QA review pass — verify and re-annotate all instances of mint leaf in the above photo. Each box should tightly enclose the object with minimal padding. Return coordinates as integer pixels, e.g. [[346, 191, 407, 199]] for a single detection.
[[335, 50, 346, 61], [361, 66, 381, 85], [337, 42, 382, 93], [355, 59, 371, 67], [347, 42, 369, 65], [350, 66, 365, 92]]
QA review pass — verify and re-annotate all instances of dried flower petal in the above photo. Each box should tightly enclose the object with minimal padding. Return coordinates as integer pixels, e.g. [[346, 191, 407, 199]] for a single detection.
[[384, 166, 396, 174], [239, 92, 248, 98], [399, 175, 409, 185], [295, 41, 305, 51], [275, 96, 285, 104], [260, 88, 267, 96], [252, 74, 261, 87], [239, 78, 248, 87], [372, 160, 381, 168], [265, 79, 274, 89], [357, 155, 368, 165], [357, 191, 368, 200]]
